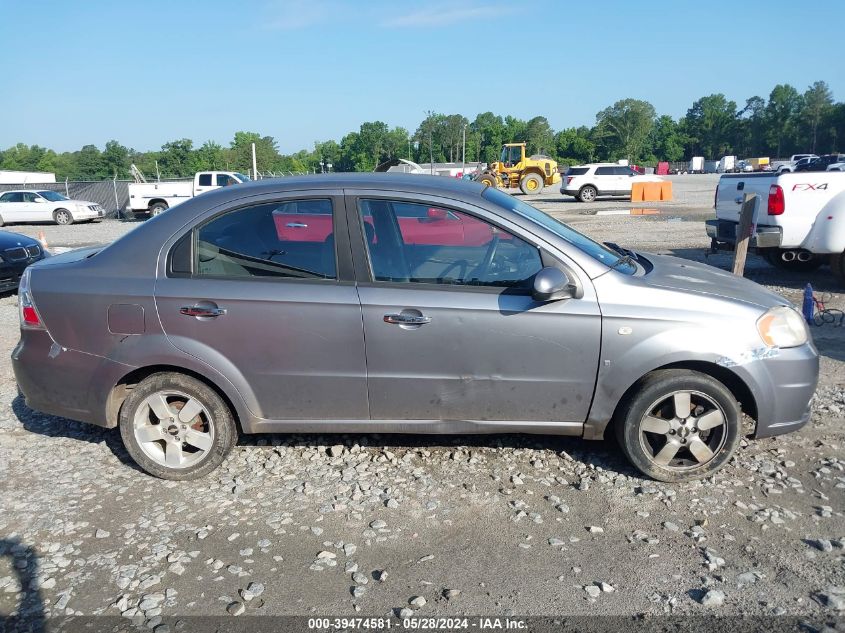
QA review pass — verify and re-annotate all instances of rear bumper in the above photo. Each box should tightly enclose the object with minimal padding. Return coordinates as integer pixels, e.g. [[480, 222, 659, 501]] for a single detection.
[[12, 329, 131, 428], [706, 219, 783, 249]]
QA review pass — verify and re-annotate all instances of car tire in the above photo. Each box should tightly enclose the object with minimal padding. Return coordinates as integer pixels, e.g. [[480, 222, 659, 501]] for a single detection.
[[519, 173, 543, 195], [119, 372, 237, 480], [53, 209, 74, 225], [763, 249, 823, 272], [614, 369, 741, 482], [578, 185, 597, 202], [149, 202, 168, 216]]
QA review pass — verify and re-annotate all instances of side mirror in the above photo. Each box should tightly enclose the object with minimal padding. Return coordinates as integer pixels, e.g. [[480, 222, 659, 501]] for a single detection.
[[427, 208, 449, 221], [33, 197, 45, 203], [532, 267, 576, 302]]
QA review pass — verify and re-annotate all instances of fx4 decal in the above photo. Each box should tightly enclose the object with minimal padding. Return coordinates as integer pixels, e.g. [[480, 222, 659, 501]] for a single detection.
[[792, 183, 829, 191]]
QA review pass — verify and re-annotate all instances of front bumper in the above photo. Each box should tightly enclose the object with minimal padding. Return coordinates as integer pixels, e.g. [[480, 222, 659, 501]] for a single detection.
[[736, 342, 819, 438], [706, 219, 783, 249]]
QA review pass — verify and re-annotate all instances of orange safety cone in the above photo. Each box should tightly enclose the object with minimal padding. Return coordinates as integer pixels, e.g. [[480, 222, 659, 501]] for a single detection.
[[37, 230, 49, 249]]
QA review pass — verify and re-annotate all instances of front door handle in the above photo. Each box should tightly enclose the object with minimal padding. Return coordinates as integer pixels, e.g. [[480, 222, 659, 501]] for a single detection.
[[734, 196, 744, 204], [384, 313, 431, 325], [286, 222, 308, 228], [180, 305, 226, 318]]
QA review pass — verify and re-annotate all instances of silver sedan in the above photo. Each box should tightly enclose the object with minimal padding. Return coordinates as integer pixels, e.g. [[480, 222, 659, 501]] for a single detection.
[[12, 174, 818, 481]]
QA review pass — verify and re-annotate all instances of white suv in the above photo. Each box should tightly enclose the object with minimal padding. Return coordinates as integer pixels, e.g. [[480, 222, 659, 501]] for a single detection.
[[560, 164, 663, 202]]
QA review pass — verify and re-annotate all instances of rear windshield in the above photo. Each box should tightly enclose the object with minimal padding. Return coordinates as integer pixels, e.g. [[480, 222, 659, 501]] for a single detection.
[[566, 167, 589, 176]]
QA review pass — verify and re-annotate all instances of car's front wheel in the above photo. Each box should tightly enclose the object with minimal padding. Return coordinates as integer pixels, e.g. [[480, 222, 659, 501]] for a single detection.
[[119, 372, 237, 480], [53, 209, 74, 225], [615, 369, 741, 482]]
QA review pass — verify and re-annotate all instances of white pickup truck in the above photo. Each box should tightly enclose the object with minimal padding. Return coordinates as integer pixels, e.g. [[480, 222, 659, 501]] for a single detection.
[[706, 171, 845, 279], [127, 171, 249, 218]]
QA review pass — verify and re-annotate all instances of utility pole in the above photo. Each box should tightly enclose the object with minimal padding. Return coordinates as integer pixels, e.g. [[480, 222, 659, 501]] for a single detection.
[[425, 110, 434, 174], [251, 142, 258, 180], [462, 124, 467, 177]]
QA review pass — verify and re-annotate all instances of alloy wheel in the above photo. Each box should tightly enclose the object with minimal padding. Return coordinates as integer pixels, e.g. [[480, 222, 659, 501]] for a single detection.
[[637, 390, 727, 471], [133, 390, 215, 469]]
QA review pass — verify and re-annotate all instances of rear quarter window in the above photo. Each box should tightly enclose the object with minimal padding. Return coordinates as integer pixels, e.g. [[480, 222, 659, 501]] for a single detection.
[[566, 167, 589, 176]]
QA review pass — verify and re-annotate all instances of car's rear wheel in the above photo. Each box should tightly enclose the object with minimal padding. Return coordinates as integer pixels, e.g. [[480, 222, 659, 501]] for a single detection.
[[149, 202, 168, 216], [614, 369, 741, 482], [53, 209, 74, 225], [519, 173, 543, 195], [578, 185, 597, 202], [119, 372, 237, 480]]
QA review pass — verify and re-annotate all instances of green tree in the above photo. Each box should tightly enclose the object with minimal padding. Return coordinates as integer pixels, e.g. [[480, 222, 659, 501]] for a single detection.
[[648, 115, 685, 162], [735, 96, 766, 156], [801, 81, 834, 153], [765, 84, 803, 158], [194, 140, 225, 171], [229, 132, 280, 175], [470, 112, 506, 164], [158, 139, 195, 177], [680, 94, 737, 158], [75, 144, 106, 179], [525, 116, 554, 155], [594, 99, 656, 162], [102, 140, 130, 178], [554, 127, 595, 165]]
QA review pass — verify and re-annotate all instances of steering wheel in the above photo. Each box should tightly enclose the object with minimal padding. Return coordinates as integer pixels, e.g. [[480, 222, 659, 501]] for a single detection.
[[470, 235, 501, 281], [439, 259, 469, 281]]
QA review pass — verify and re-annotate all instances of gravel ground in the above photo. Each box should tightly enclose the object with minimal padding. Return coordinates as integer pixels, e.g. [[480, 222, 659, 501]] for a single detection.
[[1, 175, 844, 628]]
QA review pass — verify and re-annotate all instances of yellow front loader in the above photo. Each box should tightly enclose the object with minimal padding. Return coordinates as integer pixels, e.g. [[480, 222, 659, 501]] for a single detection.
[[475, 143, 561, 194]]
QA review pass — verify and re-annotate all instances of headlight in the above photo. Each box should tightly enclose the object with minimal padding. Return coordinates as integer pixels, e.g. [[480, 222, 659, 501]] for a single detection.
[[756, 306, 808, 348]]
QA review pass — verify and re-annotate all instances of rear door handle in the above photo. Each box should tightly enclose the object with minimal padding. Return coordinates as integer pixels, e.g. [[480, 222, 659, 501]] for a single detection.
[[384, 313, 431, 325], [286, 222, 308, 228], [734, 196, 744, 204], [180, 305, 226, 318]]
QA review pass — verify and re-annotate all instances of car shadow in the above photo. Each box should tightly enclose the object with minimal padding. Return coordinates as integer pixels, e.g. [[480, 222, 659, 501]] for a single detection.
[[0, 538, 46, 632], [11, 394, 143, 474], [236, 431, 638, 479]]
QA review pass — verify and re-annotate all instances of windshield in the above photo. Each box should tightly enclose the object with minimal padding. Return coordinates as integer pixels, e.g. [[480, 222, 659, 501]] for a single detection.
[[482, 187, 637, 274], [37, 190, 68, 202], [234, 173, 250, 182]]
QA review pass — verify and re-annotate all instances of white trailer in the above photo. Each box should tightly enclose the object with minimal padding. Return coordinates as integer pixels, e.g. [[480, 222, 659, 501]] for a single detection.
[[0, 170, 56, 184], [688, 157, 705, 174]]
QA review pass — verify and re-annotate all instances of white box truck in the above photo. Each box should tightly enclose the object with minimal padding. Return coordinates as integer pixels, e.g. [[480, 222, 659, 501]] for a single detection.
[[689, 156, 704, 174]]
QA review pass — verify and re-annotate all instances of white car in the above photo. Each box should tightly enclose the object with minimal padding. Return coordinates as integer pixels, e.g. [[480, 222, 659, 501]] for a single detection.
[[0, 190, 104, 226], [560, 163, 664, 202]]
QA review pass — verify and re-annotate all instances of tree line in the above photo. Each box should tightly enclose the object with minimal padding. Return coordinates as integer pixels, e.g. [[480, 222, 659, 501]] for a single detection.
[[1, 80, 842, 181]]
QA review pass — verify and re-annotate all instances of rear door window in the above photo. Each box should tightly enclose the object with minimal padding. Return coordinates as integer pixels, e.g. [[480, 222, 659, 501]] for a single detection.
[[198, 174, 213, 187], [595, 167, 614, 176], [194, 199, 336, 279], [0, 192, 23, 203]]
